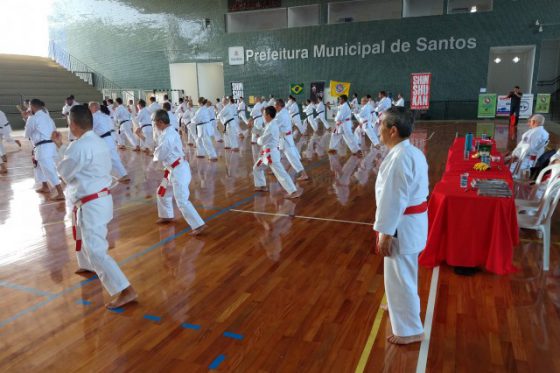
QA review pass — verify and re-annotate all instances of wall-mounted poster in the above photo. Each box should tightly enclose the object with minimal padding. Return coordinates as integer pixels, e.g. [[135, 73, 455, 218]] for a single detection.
[[519, 94, 534, 119], [477, 93, 497, 118], [310, 81, 325, 101], [231, 82, 244, 100], [535, 93, 551, 113], [496, 95, 511, 117], [410, 73, 431, 110]]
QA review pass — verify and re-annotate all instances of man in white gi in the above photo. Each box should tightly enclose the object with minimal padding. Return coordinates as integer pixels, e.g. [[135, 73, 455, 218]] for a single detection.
[[127, 99, 137, 117], [393, 93, 405, 107], [374, 106, 428, 345], [237, 97, 249, 126], [182, 101, 196, 146], [355, 96, 380, 147], [148, 96, 161, 113], [152, 109, 207, 235], [162, 94, 175, 112], [302, 99, 318, 132], [275, 99, 309, 181], [25, 99, 65, 200], [0, 109, 22, 164], [89, 102, 130, 182], [267, 95, 276, 107], [114, 97, 139, 151], [376, 91, 392, 119], [218, 97, 240, 151], [163, 102, 180, 133], [287, 95, 306, 134], [253, 106, 302, 199], [350, 93, 360, 114], [193, 97, 218, 161], [134, 99, 154, 153], [329, 95, 361, 156], [314, 97, 330, 130], [205, 99, 223, 143], [52, 105, 137, 309], [62, 95, 80, 142], [249, 96, 264, 144], [507, 114, 549, 171]]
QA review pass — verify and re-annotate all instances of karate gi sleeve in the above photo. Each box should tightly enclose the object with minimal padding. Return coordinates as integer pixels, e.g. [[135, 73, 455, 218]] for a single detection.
[[529, 129, 548, 154], [153, 134, 171, 163], [257, 124, 272, 147], [57, 144, 84, 183], [373, 156, 411, 236]]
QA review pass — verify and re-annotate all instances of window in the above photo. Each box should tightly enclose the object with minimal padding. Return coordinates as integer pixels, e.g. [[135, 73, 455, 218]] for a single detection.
[[226, 8, 287, 33], [288, 5, 320, 28], [328, 0, 402, 24], [447, 0, 493, 14], [403, 0, 443, 18]]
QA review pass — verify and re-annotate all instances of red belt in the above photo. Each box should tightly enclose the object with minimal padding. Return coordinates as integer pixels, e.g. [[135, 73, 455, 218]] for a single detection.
[[285, 131, 292, 136], [157, 158, 182, 197], [72, 188, 111, 251], [403, 201, 428, 215], [257, 148, 272, 167]]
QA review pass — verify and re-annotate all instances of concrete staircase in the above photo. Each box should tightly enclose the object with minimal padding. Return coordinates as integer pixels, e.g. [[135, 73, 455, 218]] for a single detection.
[[0, 54, 102, 130]]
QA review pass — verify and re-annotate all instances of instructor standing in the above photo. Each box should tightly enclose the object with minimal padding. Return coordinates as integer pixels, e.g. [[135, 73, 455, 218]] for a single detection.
[[508, 85, 522, 126]]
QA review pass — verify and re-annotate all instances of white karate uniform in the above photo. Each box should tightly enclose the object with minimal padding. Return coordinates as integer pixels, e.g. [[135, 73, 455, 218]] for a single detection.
[[314, 101, 329, 130], [136, 108, 154, 151], [193, 106, 217, 158], [376, 97, 392, 119], [206, 106, 222, 142], [168, 110, 180, 132], [92, 111, 127, 178], [393, 98, 405, 107], [350, 97, 359, 114], [277, 108, 304, 173], [288, 100, 305, 134], [267, 98, 276, 107], [148, 102, 161, 113], [0, 110, 18, 154], [218, 103, 239, 149], [182, 107, 196, 145], [550, 149, 560, 163], [303, 104, 318, 132], [154, 126, 205, 229], [237, 101, 248, 125], [57, 130, 130, 296], [24, 110, 60, 186], [253, 118, 297, 194], [163, 100, 176, 112], [374, 139, 428, 337], [62, 101, 80, 141], [355, 104, 379, 146], [329, 102, 359, 153], [511, 126, 549, 170], [114, 105, 137, 148], [249, 102, 264, 143]]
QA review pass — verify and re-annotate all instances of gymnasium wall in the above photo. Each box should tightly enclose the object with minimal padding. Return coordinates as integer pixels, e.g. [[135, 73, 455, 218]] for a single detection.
[[48, 0, 560, 110]]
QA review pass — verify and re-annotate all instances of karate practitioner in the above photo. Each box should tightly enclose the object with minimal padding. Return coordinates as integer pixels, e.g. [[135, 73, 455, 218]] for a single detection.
[[355, 96, 380, 147], [52, 105, 137, 309], [114, 97, 140, 151], [550, 149, 560, 165], [350, 93, 360, 114], [205, 99, 223, 143], [182, 101, 196, 145], [193, 97, 218, 161], [152, 109, 207, 235], [237, 97, 249, 125], [162, 94, 175, 111], [25, 99, 65, 200], [314, 97, 330, 130], [507, 114, 549, 171], [303, 99, 318, 132], [287, 95, 306, 134], [275, 99, 309, 181], [249, 96, 264, 144], [89, 102, 130, 182], [328, 95, 361, 156], [376, 91, 392, 119], [393, 93, 405, 107], [134, 99, 154, 153], [62, 95, 80, 141], [374, 106, 428, 345], [253, 105, 302, 199], [148, 96, 161, 113], [127, 99, 137, 117], [218, 97, 240, 151], [0, 109, 22, 164], [163, 102, 179, 132]]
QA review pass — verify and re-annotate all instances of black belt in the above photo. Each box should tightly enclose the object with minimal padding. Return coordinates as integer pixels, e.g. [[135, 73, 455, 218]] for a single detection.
[[118, 120, 130, 125], [291, 113, 299, 118], [252, 115, 262, 120], [35, 140, 53, 146], [140, 124, 152, 129], [100, 130, 114, 138], [223, 118, 234, 133]]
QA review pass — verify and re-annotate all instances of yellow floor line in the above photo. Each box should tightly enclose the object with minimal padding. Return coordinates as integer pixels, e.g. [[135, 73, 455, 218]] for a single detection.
[[355, 294, 387, 373]]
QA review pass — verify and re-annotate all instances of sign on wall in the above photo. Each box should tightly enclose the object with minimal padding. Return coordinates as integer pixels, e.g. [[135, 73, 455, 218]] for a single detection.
[[410, 73, 431, 110], [535, 93, 551, 113], [290, 83, 304, 95], [329, 81, 351, 97], [228, 46, 245, 65], [496, 95, 511, 117], [310, 82, 325, 101], [519, 94, 534, 119], [231, 82, 244, 100], [477, 93, 497, 118]]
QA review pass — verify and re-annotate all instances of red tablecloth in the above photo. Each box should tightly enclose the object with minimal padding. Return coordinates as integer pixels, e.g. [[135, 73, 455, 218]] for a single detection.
[[419, 138, 519, 274]]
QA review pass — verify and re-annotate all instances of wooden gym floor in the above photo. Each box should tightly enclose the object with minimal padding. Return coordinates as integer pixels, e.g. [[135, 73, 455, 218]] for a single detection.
[[0, 120, 559, 372]]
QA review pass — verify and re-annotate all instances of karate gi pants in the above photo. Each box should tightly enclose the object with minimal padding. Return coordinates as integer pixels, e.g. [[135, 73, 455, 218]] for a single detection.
[[224, 122, 239, 149], [195, 124, 217, 158], [76, 196, 130, 296], [187, 122, 197, 145], [103, 135, 127, 178], [251, 119, 264, 144], [307, 116, 318, 132], [1, 124, 18, 145], [120, 121, 137, 148], [156, 162, 205, 230], [384, 240, 424, 337], [253, 151, 297, 194], [35, 143, 60, 186], [212, 121, 223, 142], [354, 124, 379, 146], [292, 116, 306, 134], [329, 122, 359, 153], [281, 135, 304, 173], [140, 126, 154, 151], [316, 115, 330, 130]]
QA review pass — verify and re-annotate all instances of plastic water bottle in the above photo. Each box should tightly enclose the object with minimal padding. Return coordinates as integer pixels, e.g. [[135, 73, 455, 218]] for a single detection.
[[460, 173, 469, 189], [465, 133, 473, 154]]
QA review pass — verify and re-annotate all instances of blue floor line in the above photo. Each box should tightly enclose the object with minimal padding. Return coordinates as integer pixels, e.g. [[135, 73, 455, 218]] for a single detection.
[[0, 280, 55, 297]]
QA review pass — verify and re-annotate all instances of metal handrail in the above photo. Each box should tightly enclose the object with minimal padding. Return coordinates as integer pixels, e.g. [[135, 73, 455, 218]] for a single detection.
[[48, 40, 123, 91]]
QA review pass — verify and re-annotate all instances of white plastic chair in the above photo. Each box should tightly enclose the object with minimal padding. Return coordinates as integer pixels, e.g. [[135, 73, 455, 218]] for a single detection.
[[515, 164, 560, 211], [510, 143, 530, 179], [517, 179, 560, 271]]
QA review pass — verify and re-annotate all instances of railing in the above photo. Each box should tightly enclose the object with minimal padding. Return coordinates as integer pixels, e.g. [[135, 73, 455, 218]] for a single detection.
[[0, 93, 24, 114], [48, 40, 123, 91]]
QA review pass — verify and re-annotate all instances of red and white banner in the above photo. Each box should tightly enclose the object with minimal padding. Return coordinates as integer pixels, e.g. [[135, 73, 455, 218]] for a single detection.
[[410, 73, 431, 110]]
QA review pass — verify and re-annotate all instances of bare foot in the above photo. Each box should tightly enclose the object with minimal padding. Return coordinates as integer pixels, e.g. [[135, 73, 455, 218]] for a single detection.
[[254, 186, 269, 192], [354, 151, 363, 158], [15, 140, 22, 148], [210, 158, 218, 162], [187, 143, 194, 146], [328, 149, 337, 154], [224, 147, 231, 150], [118, 145, 126, 150], [133, 146, 141, 152], [190, 224, 207, 236], [156, 218, 175, 224], [217, 139, 224, 143], [387, 333, 424, 345], [285, 189, 303, 199], [35, 187, 50, 194], [50, 194, 65, 201], [118, 175, 131, 183], [296, 174, 309, 181], [106, 286, 138, 309], [196, 155, 205, 158], [233, 148, 240, 152]]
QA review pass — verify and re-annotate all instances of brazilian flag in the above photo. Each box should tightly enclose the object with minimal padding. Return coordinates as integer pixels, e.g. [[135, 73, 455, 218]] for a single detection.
[[290, 83, 304, 95]]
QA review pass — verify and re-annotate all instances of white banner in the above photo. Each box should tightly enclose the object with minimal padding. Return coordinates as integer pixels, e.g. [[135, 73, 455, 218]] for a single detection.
[[519, 94, 534, 119], [496, 95, 510, 117]]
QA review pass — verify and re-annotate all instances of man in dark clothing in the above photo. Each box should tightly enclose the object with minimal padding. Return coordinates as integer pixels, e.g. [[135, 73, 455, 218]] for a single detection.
[[508, 86, 522, 126]]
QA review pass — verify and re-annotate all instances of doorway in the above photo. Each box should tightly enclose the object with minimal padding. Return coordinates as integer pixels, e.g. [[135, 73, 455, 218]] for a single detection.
[[169, 62, 225, 102], [487, 45, 536, 94]]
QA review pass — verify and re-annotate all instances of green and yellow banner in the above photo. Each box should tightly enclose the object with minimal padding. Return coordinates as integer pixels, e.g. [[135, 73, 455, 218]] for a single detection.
[[290, 83, 304, 95], [535, 93, 551, 113], [477, 93, 497, 118]]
